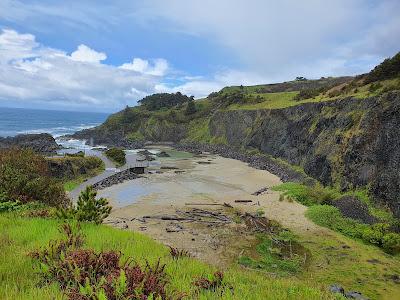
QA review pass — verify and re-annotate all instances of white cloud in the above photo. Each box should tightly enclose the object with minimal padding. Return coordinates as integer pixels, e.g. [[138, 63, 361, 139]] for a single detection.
[[0, 29, 168, 111], [156, 69, 268, 98], [70, 44, 106, 63], [0, 29, 38, 63], [137, 0, 400, 78], [120, 58, 169, 76]]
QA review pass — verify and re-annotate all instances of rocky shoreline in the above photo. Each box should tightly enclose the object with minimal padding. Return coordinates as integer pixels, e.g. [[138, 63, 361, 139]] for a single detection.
[[67, 128, 144, 149], [0, 133, 60, 154], [92, 169, 141, 190], [175, 142, 313, 184]]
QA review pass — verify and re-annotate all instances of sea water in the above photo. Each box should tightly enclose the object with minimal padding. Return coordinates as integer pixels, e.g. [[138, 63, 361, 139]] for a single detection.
[[0, 106, 108, 148]]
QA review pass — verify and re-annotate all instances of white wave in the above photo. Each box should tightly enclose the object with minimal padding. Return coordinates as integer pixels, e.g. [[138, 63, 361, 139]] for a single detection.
[[16, 124, 99, 137]]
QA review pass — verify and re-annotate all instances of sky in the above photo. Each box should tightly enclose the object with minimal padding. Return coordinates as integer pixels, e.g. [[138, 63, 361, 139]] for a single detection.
[[0, 0, 399, 112]]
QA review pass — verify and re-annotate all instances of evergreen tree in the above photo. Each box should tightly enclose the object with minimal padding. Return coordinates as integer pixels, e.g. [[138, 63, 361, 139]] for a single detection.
[[185, 99, 196, 115], [75, 186, 111, 224]]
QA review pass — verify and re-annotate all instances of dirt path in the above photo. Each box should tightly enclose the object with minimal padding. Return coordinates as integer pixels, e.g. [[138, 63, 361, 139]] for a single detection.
[[67, 150, 141, 201]]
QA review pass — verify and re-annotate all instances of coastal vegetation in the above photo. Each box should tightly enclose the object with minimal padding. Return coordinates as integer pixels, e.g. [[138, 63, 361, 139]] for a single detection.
[[273, 183, 400, 254], [47, 154, 104, 191], [105, 147, 126, 167], [57, 186, 111, 224], [0, 148, 68, 208], [138, 92, 193, 111]]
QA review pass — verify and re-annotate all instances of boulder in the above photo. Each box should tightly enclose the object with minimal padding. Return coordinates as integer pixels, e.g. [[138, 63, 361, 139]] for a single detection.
[[332, 196, 376, 224], [156, 151, 170, 157], [329, 284, 344, 294]]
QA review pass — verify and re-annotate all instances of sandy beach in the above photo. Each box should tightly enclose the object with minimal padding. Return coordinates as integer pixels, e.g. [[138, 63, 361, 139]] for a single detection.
[[98, 149, 322, 266]]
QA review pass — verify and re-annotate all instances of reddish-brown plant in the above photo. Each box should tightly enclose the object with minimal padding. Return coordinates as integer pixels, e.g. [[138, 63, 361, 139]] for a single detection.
[[169, 246, 191, 260]]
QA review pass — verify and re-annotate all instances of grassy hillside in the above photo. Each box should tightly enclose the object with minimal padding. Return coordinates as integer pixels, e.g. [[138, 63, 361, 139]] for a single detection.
[[0, 212, 334, 300]]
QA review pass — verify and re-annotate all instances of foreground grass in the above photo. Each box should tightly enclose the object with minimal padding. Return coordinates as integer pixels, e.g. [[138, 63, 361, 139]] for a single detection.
[[0, 213, 334, 300]]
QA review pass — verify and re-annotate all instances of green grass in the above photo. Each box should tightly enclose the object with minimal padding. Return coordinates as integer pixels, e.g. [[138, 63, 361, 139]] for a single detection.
[[224, 78, 399, 111], [0, 213, 334, 300], [272, 183, 339, 207], [238, 234, 303, 275], [63, 177, 85, 191]]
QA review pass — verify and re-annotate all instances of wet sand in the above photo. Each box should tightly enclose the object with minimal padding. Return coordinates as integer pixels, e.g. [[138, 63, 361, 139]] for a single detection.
[[100, 150, 322, 266]]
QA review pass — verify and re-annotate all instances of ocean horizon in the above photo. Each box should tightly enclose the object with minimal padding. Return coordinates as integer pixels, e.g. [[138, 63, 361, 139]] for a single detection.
[[0, 106, 109, 138]]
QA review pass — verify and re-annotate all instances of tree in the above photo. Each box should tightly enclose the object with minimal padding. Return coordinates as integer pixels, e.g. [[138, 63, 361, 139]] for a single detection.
[[185, 99, 196, 115], [138, 92, 192, 111], [58, 186, 111, 224], [75, 186, 111, 224]]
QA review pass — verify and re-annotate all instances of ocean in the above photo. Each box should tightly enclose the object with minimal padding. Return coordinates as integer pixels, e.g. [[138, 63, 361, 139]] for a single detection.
[[0, 107, 108, 143]]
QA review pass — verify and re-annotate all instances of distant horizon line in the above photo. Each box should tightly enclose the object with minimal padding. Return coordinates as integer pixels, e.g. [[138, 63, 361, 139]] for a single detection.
[[0, 105, 112, 115]]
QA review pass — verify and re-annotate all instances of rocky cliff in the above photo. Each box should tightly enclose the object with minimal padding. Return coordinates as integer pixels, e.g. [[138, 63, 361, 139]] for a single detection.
[[207, 92, 400, 216], [0, 133, 60, 154]]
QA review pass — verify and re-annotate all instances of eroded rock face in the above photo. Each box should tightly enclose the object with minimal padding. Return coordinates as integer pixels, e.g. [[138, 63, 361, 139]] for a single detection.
[[0, 133, 60, 154], [207, 92, 400, 216]]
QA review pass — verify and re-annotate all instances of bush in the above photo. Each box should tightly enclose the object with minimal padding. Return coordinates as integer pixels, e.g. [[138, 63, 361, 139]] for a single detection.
[[105, 148, 126, 166], [272, 183, 338, 206], [0, 148, 69, 207], [58, 186, 111, 224], [368, 82, 383, 93], [30, 223, 177, 300], [382, 233, 400, 254], [185, 99, 197, 115], [293, 88, 320, 101], [365, 52, 400, 83]]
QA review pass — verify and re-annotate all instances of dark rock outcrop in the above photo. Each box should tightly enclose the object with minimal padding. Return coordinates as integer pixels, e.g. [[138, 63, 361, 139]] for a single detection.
[[0, 133, 60, 154], [92, 169, 141, 190], [47, 156, 103, 180], [156, 151, 170, 157], [332, 196, 376, 224], [69, 128, 144, 149]]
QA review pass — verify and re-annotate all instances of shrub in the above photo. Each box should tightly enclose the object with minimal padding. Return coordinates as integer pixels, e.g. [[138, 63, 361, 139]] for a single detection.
[[293, 88, 320, 101], [0, 148, 69, 207], [382, 233, 400, 254], [365, 52, 400, 83], [272, 183, 338, 206], [58, 186, 111, 224], [30, 224, 178, 300], [0, 201, 21, 212], [255, 208, 265, 217], [169, 246, 191, 259], [368, 82, 383, 93], [185, 99, 197, 115], [105, 148, 126, 166], [193, 271, 228, 293]]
